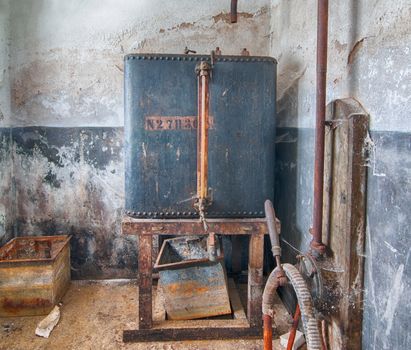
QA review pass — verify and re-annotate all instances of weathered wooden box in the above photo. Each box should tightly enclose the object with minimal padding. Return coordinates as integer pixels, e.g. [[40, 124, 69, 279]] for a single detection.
[[155, 236, 231, 320], [0, 235, 71, 317]]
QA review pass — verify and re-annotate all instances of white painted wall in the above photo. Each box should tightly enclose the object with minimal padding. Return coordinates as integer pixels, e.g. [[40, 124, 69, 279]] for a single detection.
[[9, 0, 271, 127], [0, 0, 11, 126], [270, 0, 411, 132]]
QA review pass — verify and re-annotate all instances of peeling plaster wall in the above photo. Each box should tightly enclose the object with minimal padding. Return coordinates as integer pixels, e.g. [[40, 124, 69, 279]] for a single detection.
[[11, 127, 135, 278], [0, 0, 11, 126], [0, 0, 14, 245], [5, 0, 271, 278], [270, 1, 411, 349], [0, 128, 13, 245], [9, 0, 271, 127], [270, 0, 410, 131]]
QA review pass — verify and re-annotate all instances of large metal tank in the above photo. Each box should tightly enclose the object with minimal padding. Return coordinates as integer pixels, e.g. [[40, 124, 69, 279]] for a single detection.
[[124, 53, 276, 219]]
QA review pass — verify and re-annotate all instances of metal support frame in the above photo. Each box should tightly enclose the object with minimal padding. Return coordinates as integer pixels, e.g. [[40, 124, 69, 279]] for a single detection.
[[121, 216, 280, 342]]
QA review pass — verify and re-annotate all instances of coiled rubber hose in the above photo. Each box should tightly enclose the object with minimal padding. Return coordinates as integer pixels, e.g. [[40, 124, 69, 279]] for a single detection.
[[282, 263, 322, 350]]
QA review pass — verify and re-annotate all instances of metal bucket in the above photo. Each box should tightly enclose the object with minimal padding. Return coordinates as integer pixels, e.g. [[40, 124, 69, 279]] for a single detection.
[[154, 236, 231, 320]]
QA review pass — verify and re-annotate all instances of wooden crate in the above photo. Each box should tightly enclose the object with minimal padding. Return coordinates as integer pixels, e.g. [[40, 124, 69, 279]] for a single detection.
[[0, 235, 71, 317]]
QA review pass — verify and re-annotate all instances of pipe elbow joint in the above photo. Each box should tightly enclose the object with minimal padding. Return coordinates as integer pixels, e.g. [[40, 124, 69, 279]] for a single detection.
[[262, 267, 288, 316]]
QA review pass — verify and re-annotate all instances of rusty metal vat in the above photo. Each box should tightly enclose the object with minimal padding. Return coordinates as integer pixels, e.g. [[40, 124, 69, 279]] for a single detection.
[[0, 235, 71, 317], [124, 53, 277, 220], [154, 236, 231, 320]]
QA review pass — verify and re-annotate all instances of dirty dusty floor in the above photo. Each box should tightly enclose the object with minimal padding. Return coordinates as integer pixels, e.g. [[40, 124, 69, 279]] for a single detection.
[[1, 280, 292, 350]]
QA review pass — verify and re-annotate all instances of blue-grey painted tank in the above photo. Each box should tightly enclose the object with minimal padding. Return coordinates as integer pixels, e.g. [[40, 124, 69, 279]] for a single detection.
[[124, 53, 276, 219]]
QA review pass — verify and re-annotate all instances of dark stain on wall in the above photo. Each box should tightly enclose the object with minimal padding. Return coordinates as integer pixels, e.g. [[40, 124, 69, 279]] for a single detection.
[[274, 127, 314, 262], [10, 126, 137, 279], [3, 124, 410, 350], [43, 169, 62, 188], [0, 128, 14, 246], [362, 131, 411, 350], [274, 126, 411, 350], [12, 127, 123, 171]]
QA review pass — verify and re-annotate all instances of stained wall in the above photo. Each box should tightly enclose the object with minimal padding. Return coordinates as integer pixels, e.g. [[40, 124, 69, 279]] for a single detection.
[[0, 0, 14, 245], [269, 1, 411, 349], [4, 0, 271, 278], [2, 2, 410, 347]]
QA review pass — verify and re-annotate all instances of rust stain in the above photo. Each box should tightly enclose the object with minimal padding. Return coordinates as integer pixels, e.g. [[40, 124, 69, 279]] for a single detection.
[[166, 281, 210, 296], [2, 297, 52, 314], [122, 217, 275, 236], [169, 21, 195, 31], [0, 235, 69, 263], [333, 40, 347, 54], [212, 11, 254, 24]]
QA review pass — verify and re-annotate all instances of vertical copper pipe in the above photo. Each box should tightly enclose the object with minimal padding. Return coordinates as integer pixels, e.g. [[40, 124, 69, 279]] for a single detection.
[[286, 304, 301, 350], [311, 0, 328, 253], [321, 320, 329, 350], [196, 63, 210, 201], [196, 74, 202, 199], [231, 0, 238, 23], [263, 314, 273, 350], [200, 73, 209, 199]]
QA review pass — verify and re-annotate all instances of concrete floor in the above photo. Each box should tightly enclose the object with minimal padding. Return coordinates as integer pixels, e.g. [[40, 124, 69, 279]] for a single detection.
[[0, 280, 293, 350]]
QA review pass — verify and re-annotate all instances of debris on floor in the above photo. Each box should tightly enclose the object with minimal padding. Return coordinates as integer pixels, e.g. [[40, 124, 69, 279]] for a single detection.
[[2, 322, 21, 336], [35, 305, 61, 338], [280, 330, 305, 349], [1, 280, 290, 349]]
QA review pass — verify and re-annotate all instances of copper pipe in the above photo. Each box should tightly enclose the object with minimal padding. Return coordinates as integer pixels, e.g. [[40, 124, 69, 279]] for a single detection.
[[196, 62, 210, 201], [231, 0, 238, 23], [200, 73, 209, 199], [311, 0, 328, 255], [263, 314, 273, 350], [196, 72, 202, 198], [286, 304, 301, 350], [321, 320, 328, 350]]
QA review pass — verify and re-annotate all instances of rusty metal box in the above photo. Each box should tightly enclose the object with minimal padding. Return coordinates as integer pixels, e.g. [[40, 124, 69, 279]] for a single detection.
[[0, 235, 71, 317], [155, 236, 231, 320], [124, 53, 276, 219]]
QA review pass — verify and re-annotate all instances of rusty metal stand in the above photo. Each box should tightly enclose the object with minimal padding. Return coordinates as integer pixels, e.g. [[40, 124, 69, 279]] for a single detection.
[[122, 216, 280, 342]]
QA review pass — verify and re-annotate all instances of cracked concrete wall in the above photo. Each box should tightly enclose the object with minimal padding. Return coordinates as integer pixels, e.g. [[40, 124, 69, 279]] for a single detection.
[[269, 1, 411, 349], [4, 0, 271, 278]]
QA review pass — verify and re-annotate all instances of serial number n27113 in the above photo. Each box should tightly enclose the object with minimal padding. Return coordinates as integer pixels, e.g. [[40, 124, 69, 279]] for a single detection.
[[145, 116, 214, 131]]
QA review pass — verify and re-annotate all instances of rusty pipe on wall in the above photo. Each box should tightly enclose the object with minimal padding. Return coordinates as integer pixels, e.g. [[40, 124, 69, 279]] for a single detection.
[[311, 0, 329, 256], [230, 0, 238, 23]]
